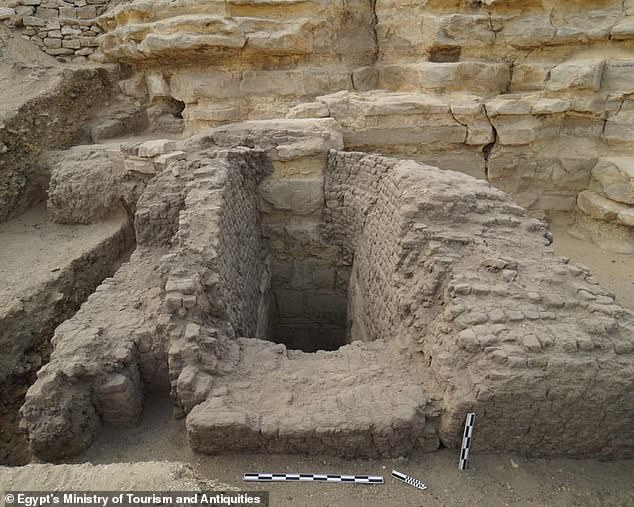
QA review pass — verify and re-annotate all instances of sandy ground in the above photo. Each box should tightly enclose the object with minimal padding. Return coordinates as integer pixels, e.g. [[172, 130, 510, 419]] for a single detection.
[[0, 205, 128, 309], [0, 462, 229, 494], [550, 220, 634, 311], [67, 395, 634, 507]]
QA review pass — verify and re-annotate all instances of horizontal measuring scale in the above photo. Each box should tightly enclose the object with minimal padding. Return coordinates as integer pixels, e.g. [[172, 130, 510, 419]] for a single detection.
[[243, 473, 384, 484]]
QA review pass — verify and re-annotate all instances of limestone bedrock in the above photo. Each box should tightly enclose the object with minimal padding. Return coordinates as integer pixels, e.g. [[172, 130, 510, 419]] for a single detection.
[[84, 0, 634, 246]]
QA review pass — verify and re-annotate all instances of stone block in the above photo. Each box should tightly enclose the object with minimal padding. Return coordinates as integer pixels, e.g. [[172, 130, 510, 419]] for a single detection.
[[286, 102, 330, 119], [532, 98, 571, 114], [59, 6, 76, 19], [602, 59, 634, 92], [22, 16, 45, 26], [493, 117, 541, 145], [546, 61, 605, 92], [378, 62, 509, 95], [604, 109, 634, 143], [137, 139, 179, 158], [61, 25, 81, 36], [43, 37, 61, 48], [611, 18, 634, 40], [617, 208, 634, 227], [577, 190, 629, 222], [500, 15, 556, 48], [485, 96, 532, 116], [259, 177, 324, 215], [510, 63, 552, 92], [62, 39, 81, 49], [0, 8, 15, 21], [76, 5, 96, 19], [170, 71, 240, 102], [352, 66, 378, 91], [124, 157, 156, 175], [34, 7, 57, 19], [590, 157, 634, 204]]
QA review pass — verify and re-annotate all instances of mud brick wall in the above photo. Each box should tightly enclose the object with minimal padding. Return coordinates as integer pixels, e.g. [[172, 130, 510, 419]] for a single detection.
[[0, 0, 110, 61], [135, 165, 188, 248], [161, 149, 272, 415], [324, 151, 404, 344], [161, 149, 272, 339], [215, 151, 272, 338]]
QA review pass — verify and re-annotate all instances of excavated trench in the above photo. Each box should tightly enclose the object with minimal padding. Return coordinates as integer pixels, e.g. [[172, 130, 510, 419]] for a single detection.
[[0, 208, 135, 466]]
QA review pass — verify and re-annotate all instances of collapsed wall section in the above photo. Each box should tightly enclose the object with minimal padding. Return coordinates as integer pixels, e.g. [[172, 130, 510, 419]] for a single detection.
[[0, 26, 119, 222], [19, 158, 191, 461]]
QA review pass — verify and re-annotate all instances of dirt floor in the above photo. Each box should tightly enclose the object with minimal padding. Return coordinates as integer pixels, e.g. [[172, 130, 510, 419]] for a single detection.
[[68, 394, 634, 507], [0, 205, 129, 310]]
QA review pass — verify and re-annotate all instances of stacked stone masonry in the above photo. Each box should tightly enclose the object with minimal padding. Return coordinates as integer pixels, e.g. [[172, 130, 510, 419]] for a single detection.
[[0, 0, 110, 61], [19, 122, 634, 461]]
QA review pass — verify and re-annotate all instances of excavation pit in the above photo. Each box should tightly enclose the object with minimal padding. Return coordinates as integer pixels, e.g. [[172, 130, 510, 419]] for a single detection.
[[18, 122, 634, 463], [267, 259, 350, 352]]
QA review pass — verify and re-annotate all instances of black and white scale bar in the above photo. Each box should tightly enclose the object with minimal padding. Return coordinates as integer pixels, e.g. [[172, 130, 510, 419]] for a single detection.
[[458, 412, 476, 470], [391, 470, 427, 491], [243, 473, 384, 484]]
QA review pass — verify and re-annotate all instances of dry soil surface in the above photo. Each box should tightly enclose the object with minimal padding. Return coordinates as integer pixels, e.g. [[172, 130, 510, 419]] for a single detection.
[[64, 393, 634, 507], [551, 220, 634, 311], [0, 205, 129, 310]]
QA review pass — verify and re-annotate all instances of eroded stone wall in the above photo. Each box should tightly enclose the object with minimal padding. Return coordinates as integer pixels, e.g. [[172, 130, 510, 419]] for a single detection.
[[55, 0, 628, 252], [375, 0, 634, 62], [97, 0, 375, 132]]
